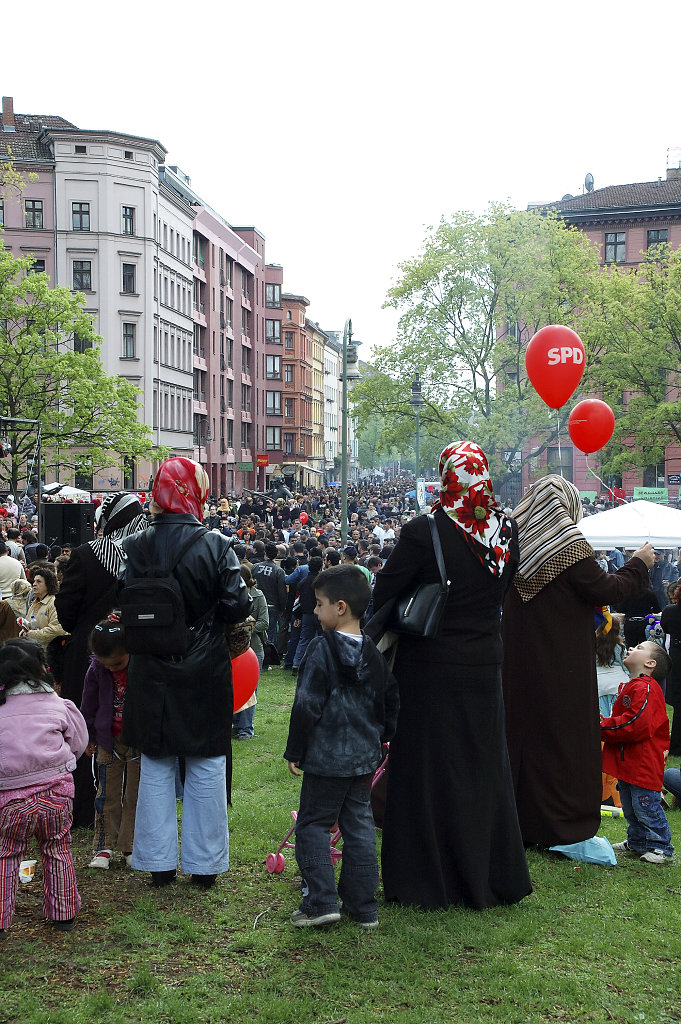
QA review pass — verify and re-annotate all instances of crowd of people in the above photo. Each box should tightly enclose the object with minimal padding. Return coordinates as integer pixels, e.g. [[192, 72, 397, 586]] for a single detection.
[[0, 455, 679, 935]]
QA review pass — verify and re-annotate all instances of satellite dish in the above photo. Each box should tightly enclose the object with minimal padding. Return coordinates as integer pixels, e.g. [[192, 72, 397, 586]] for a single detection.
[[585, 172, 595, 193], [561, 194, 574, 201]]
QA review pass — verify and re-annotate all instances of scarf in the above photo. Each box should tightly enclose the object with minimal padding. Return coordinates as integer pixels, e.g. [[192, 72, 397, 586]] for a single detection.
[[512, 474, 594, 602], [431, 441, 513, 576], [89, 492, 146, 577], [151, 457, 209, 521]]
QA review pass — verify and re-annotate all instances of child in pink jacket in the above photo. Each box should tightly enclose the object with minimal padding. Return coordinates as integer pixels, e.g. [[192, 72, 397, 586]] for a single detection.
[[0, 638, 88, 933]]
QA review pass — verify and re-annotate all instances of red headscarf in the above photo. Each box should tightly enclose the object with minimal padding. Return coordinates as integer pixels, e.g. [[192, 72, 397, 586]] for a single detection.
[[431, 441, 513, 576], [151, 458, 209, 521]]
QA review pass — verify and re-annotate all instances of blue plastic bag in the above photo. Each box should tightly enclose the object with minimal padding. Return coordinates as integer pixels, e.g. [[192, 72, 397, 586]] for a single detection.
[[549, 836, 617, 866]]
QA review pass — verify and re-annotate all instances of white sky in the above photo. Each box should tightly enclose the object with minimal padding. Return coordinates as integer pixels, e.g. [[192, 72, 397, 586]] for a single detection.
[[6, 0, 681, 356]]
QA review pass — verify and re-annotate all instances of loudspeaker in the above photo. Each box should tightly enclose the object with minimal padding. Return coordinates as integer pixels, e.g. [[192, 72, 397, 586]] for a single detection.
[[41, 503, 95, 548]]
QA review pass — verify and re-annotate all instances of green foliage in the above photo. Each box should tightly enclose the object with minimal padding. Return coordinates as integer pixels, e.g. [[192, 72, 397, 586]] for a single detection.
[[0, 243, 167, 489], [584, 245, 681, 475], [352, 206, 601, 484]]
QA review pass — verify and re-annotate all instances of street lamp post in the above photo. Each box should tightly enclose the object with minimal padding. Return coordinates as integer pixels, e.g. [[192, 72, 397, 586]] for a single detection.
[[197, 420, 212, 468], [341, 319, 352, 546], [410, 374, 425, 512]]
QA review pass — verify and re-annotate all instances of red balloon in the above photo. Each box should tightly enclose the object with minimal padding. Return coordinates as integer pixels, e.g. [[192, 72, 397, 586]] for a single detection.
[[299, 511, 308, 524], [525, 325, 585, 409], [232, 647, 260, 711], [568, 399, 615, 454]]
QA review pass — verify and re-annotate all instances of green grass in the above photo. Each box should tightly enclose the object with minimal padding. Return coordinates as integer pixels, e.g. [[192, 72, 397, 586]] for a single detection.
[[2, 667, 681, 1023]]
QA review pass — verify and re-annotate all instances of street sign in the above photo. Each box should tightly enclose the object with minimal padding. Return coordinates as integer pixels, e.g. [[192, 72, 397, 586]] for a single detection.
[[668, 475, 681, 485]]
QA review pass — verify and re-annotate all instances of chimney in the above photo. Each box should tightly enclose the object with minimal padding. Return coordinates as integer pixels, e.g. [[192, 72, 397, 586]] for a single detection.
[[2, 96, 16, 132], [667, 166, 681, 181]]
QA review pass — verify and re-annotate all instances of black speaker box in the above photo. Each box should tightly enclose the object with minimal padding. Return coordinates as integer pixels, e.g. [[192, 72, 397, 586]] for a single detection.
[[41, 503, 95, 548]]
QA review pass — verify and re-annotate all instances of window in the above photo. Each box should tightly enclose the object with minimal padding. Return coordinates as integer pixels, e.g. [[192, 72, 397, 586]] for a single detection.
[[647, 229, 668, 249], [285, 331, 294, 349], [123, 456, 135, 490], [25, 199, 43, 229], [122, 322, 136, 358], [225, 259, 233, 289], [227, 378, 234, 406], [226, 298, 233, 328], [241, 309, 250, 336], [266, 319, 281, 343], [72, 202, 90, 231], [266, 426, 281, 450], [241, 347, 251, 375], [122, 263, 136, 293], [227, 337, 233, 368], [604, 231, 626, 263], [266, 391, 281, 415], [547, 446, 573, 481], [242, 383, 251, 411], [266, 283, 281, 308], [72, 260, 92, 291], [75, 144, 86, 154], [283, 432, 294, 454], [643, 464, 665, 488], [285, 397, 294, 418], [124, 150, 133, 161], [284, 364, 294, 383], [266, 354, 281, 379], [0, 199, 4, 226], [227, 419, 234, 447], [32, 259, 46, 274], [241, 269, 250, 299], [241, 421, 252, 447], [74, 470, 93, 490], [122, 206, 135, 235]]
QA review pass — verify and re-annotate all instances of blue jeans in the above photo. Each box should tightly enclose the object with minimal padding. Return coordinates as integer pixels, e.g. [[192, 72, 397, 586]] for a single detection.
[[284, 619, 301, 669], [132, 754, 230, 874], [267, 605, 279, 645], [618, 781, 674, 856], [295, 772, 378, 923], [233, 650, 264, 737], [292, 613, 321, 668], [664, 768, 681, 801]]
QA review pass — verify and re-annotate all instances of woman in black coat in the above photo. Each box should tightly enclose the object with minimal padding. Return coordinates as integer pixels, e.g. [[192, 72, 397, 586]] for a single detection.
[[661, 586, 681, 755], [119, 458, 252, 889], [55, 493, 147, 826], [371, 442, 531, 911]]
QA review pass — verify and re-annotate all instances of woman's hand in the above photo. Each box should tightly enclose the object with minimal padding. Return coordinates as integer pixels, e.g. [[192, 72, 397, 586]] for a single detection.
[[288, 761, 302, 777], [631, 542, 655, 569]]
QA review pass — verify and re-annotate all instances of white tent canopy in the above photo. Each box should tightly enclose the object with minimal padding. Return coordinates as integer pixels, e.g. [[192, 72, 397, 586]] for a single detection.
[[578, 500, 681, 549]]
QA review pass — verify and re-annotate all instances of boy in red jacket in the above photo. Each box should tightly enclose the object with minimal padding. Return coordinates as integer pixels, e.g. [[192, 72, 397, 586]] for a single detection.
[[601, 641, 673, 864]]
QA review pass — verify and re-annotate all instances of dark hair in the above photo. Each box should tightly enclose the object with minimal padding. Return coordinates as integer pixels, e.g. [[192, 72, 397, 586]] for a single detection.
[[265, 542, 278, 560], [672, 584, 681, 606], [35, 544, 49, 560], [325, 548, 341, 566], [6, 528, 19, 540], [89, 617, 127, 659], [233, 543, 247, 561], [595, 618, 624, 667], [314, 564, 371, 619], [643, 642, 672, 683], [308, 556, 323, 578], [281, 556, 298, 574], [367, 556, 382, 570], [308, 546, 323, 560], [32, 565, 59, 595], [252, 539, 265, 555], [0, 638, 53, 704]]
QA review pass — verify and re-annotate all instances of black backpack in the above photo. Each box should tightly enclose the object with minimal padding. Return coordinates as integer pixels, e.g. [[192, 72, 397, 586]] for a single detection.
[[118, 527, 208, 658]]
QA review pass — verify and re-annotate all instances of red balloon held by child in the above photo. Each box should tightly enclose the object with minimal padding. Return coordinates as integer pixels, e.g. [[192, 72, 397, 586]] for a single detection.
[[568, 399, 615, 454], [525, 325, 585, 409], [299, 511, 308, 524], [232, 647, 260, 711]]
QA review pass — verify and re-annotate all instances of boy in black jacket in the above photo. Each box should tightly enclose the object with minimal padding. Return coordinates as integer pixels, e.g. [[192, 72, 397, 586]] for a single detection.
[[284, 565, 399, 930]]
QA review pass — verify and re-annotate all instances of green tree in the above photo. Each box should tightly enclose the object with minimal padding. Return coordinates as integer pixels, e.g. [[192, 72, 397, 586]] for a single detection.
[[0, 244, 167, 491], [584, 245, 681, 476], [352, 205, 600, 487]]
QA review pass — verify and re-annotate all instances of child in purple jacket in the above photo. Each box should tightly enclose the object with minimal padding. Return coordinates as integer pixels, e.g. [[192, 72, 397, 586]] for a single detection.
[[81, 617, 139, 870], [0, 638, 87, 933]]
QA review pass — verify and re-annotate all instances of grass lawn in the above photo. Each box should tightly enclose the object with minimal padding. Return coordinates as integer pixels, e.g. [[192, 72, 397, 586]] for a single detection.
[[2, 666, 681, 1024]]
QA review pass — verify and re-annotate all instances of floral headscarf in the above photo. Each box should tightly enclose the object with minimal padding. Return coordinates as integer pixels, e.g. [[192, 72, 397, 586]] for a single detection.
[[432, 441, 513, 576], [152, 458, 209, 521]]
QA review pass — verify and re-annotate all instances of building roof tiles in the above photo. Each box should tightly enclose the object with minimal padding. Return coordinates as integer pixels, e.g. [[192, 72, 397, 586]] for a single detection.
[[551, 178, 681, 213], [0, 112, 77, 162]]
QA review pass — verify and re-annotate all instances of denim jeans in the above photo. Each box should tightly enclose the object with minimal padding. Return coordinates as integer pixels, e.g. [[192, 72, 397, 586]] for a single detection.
[[618, 781, 674, 856], [664, 767, 681, 801], [132, 754, 229, 874], [233, 650, 264, 737], [292, 613, 321, 668], [295, 772, 378, 922], [284, 619, 301, 669], [267, 605, 279, 645]]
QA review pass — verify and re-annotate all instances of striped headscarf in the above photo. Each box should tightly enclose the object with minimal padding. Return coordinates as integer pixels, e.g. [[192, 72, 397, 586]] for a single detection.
[[432, 441, 514, 576], [512, 475, 594, 602], [90, 492, 147, 577]]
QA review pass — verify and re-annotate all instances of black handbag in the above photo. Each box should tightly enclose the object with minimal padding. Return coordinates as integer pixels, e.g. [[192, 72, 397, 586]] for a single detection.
[[390, 515, 450, 638]]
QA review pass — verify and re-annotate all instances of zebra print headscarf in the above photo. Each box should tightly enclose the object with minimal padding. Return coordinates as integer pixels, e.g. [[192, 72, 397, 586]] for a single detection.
[[89, 493, 147, 577]]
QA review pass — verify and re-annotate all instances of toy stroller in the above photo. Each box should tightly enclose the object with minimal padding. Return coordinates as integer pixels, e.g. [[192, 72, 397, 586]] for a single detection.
[[266, 745, 389, 875]]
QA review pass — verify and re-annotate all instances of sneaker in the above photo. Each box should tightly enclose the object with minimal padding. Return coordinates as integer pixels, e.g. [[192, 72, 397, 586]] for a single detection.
[[640, 850, 673, 864], [88, 849, 113, 869], [611, 841, 639, 856], [290, 909, 341, 928], [359, 919, 379, 931], [123, 853, 133, 868]]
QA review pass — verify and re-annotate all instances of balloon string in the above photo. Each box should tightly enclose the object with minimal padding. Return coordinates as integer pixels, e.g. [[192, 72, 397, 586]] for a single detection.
[[556, 410, 562, 477], [585, 457, 609, 493]]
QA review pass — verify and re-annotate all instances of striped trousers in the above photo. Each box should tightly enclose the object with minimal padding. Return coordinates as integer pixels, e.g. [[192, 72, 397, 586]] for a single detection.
[[0, 787, 81, 929]]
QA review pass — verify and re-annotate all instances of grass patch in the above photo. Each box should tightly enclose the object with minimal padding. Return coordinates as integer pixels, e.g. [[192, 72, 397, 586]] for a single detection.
[[2, 666, 681, 1023]]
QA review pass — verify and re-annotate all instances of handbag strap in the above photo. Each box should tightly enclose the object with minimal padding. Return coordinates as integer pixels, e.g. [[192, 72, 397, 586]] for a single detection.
[[427, 514, 449, 588]]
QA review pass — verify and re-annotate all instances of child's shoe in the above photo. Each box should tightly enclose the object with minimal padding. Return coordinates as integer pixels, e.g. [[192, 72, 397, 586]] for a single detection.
[[88, 849, 113, 869], [123, 853, 133, 868], [290, 909, 340, 927], [611, 841, 639, 856], [640, 850, 673, 864]]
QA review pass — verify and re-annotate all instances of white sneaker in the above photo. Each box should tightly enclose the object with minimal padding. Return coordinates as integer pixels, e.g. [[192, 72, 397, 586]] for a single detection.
[[88, 849, 113, 869], [640, 850, 673, 864], [290, 909, 340, 927], [123, 853, 133, 868], [612, 841, 638, 855]]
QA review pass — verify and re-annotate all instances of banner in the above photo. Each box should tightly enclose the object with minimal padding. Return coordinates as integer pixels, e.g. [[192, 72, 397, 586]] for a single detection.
[[633, 486, 668, 504]]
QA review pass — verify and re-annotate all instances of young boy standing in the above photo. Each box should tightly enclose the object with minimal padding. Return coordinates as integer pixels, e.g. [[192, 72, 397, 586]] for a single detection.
[[284, 565, 399, 929], [601, 640, 674, 864]]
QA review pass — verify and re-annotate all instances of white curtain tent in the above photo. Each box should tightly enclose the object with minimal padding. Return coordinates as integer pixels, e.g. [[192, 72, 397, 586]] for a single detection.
[[578, 500, 681, 548]]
